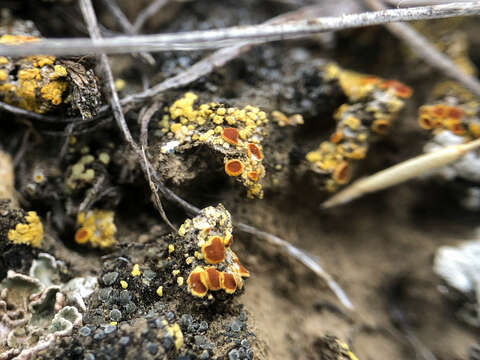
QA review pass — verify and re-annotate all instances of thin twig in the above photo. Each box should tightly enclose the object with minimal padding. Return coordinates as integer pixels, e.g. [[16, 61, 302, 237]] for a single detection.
[[132, 0, 170, 33], [101, 0, 155, 64], [141, 146, 177, 231], [323, 137, 480, 208], [2, 3, 478, 57], [78, 174, 106, 213], [139, 102, 161, 148], [79, 0, 175, 232], [364, 0, 480, 97]]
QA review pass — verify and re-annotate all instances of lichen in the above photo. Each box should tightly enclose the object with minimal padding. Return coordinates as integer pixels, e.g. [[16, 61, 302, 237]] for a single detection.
[[306, 63, 412, 191], [158, 92, 268, 198], [75, 209, 117, 249], [178, 204, 250, 298], [7, 210, 43, 247], [0, 36, 69, 114]]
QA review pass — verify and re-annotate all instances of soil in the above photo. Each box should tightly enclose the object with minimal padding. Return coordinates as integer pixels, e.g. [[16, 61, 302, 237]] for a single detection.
[[0, 1, 479, 359]]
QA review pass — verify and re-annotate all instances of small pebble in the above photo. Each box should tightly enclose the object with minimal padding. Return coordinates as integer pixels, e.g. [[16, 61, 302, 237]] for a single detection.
[[119, 290, 131, 304], [200, 350, 210, 360], [239, 312, 247, 322], [241, 339, 249, 348], [146, 342, 158, 355], [125, 302, 136, 313], [230, 320, 242, 332], [84, 354, 95, 360], [143, 269, 156, 280], [98, 287, 112, 301], [119, 336, 130, 346], [155, 317, 165, 329], [109, 309, 122, 321], [102, 272, 118, 285], [165, 311, 175, 322], [79, 326, 91, 337], [93, 329, 105, 340], [199, 321, 208, 331], [228, 349, 239, 360], [104, 325, 116, 334]]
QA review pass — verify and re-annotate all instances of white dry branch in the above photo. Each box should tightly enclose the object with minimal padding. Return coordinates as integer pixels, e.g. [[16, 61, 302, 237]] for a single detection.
[[323, 137, 480, 208], [0, 2, 478, 57]]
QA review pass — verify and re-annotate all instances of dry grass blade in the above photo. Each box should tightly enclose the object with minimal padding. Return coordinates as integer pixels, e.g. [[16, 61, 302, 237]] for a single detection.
[[323, 137, 480, 208], [365, 0, 480, 97], [1, 3, 478, 56]]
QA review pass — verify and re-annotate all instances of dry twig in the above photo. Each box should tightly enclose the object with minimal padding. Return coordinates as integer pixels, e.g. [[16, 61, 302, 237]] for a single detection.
[[1, 3, 478, 57]]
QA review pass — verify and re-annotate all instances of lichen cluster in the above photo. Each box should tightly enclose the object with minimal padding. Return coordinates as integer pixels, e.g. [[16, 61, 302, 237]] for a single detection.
[[0, 35, 69, 113], [159, 92, 268, 198], [0, 253, 95, 359], [75, 209, 117, 249], [7, 210, 43, 248], [176, 204, 249, 298], [306, 63, 412, 191], [418, 82, 480, 140]]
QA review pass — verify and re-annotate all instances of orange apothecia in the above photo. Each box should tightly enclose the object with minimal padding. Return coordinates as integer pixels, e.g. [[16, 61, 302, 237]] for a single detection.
[[225, 159, 244, 176]]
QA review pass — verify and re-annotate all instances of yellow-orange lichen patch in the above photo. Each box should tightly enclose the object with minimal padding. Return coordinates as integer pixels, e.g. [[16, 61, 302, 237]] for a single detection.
[[333, 162, 350, 185], [444, 119, 465, 135], [221, 127, 239, 145], [225, 159, 244, 176], [380, 80, 413, 99], [221, 272, 237, 294], [247, 171, 259, 182], [234, 258, 250, 278], [448, 106, 463, 120], [371, 119, 391, 135], [0, 34, 39, 44], [247, 143, 263, 160], [75, 227, 92, 244], [202, 236, 225, 264], [418, 114, 438, 129], [7, 211, 43, 247], [204, 267, 222, 291], [187, 267, 208, 297]]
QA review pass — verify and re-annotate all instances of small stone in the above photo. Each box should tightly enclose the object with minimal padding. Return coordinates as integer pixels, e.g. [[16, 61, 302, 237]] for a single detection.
[[241, 339, 249, 348], [125, 302, 136, 313], [200, 350, 210, 360], [162, 336, 174, 350], [79, 326, 91, 337], [102, 272, 118, 285], [84, 354, 95, 360], [109, 309, 122, 321], [239, 312, 247, 322], [199, 321, 208, 331], [165, 311, 175, 322], [144, 269, 156, 280], [119, 336, 130, 346], [93, 329, 105, 340], [98, 287, 112, 301], [194, 335, 207, 347], [73, 347, 83, 355], [104, 325, 116, 334], [230, 320, 242, 332], [181, 314, 193, 327], [146, 342, 158, 355], [228, 349, 239, 360], [119, 290, 131, 304]]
